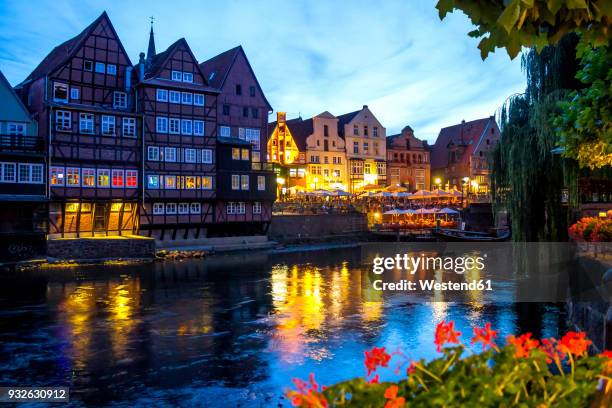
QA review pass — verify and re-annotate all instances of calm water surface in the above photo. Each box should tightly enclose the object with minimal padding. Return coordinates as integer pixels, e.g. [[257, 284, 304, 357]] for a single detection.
[[0, 245, 566, 407]]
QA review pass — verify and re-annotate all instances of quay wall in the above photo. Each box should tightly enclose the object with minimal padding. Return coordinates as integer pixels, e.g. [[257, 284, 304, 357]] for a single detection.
[[269, 213, 369, 243], [47, 236, 156, 260]]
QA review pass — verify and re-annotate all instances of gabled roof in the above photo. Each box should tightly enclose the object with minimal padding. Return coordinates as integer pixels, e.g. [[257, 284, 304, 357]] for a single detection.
[[20, 11, 132, 85], [199, 45, 272, 111], [430, 117, 494, 170], [0, 70, 34, 120], [316, 111, 336, 119], [336, 109, 361, 137], [268, 117, 313, 151], [143, 38, 209, 86]]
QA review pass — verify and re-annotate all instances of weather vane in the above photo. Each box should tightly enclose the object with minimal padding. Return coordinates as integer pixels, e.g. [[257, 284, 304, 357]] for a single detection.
[[149, 16, 155, 27]]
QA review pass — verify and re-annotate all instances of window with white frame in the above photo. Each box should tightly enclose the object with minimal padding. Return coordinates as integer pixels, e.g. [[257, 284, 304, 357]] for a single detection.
[[237, 202, 246, 214], [79, 113, 94, 134], [238, 127, 245, 139], [245, 128, 261, 150], [147, 146, 159, 161], [82, 168, 95, 187], [227, 202, 236, 214], [56, 110, 71, 131], [30, 164, 43, 184], [181, 92, 192, 105], [147, 175, 159, 189], [113, 91, 127, 108], [49, 166, 64, 185], [257, 175, 265, 191], [66, 167, 80, 186], [126, 170, 137, 188], [156, 89, 168, 102], [253, 202, 262, 214], [165, 203, 177, 214], [171, 71, 182, 81], [70, 88, 79, 100], [231, 174, 240, 190], [18, 164, 29, 183], [241, 175, 249, 190], [252, 151, 260, 162], [185, 149, 196, 163], [0, 162, 16, 182], [169, 118, 180, 134], [169, 91, 180, 104], [153, 203, 164, 214], [101, 115, 116, 135], [178, 202, 189, 214], [156, 117, 168, 133], [202, 149, 213, 164], [193, 94, 204, 106], [97, 169, 110, 187], [193, 120, 204, 136], [112, 169, 124, 188], [107, 64, 117, 75], [190, 203, 201, 214], [220, 126, 231, 137], [123, 118, 136, 137], [182, 72, 193, 83], [164, 147, 176, 162], [95, 62, 106, 73], [181, 120, 192, 135], [53, 82, 68, 102]]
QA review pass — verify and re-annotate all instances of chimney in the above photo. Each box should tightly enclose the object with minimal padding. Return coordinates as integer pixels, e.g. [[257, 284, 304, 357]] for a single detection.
[[363, 105, 368, 109], [138, 53, 145, 81]]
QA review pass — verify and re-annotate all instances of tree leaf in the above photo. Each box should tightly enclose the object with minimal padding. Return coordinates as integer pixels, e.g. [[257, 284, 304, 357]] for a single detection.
[[497, 0, 522, 33], [436, 0, 455, 20], [566, 0, 588, 10]]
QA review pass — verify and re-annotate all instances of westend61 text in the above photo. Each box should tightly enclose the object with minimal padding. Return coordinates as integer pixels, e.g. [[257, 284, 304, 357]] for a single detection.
[[372, 254, 486, 275], [372, 279, 493, 292]]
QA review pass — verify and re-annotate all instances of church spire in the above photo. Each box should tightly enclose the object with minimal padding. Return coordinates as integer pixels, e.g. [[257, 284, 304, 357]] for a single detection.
[[146, 16, 156, 67]]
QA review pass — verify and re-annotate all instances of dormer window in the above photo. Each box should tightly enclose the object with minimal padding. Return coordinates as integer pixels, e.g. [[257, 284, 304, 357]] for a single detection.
[[182, 72, 193, 83], [171, 71, 182, 81], [53, 82, 68, 102]]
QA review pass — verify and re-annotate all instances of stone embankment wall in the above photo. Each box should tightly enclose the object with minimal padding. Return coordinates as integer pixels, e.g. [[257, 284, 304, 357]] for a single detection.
[[269, 213, 369, 243], [567, 248, 612, 351], [47, 236, 155, 260]]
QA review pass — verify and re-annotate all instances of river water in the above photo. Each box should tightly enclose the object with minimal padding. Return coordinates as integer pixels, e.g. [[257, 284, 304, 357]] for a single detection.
[[0, 245, 566, 407]]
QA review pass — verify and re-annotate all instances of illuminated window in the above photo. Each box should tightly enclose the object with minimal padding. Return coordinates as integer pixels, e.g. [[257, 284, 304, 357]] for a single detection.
[[82, 168, 95, 187], [185, 176, 196, 189], [112, 169, 124, 188], [232, 148, 240, 160], [111, 202, 122, 212], [126, 170, 137, 188], [241, 149, 249, 161], [97, 169, 110, 187], [147, 175, 159, 189], [66, 168, 80, 186], [257, 175, 265, 191], [164, 175, 176, 189], [201, 176, 212, 190], [65, 203, 80, 212]]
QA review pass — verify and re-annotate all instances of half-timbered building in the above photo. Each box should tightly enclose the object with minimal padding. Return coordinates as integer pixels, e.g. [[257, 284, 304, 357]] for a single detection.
[[136, 33, 219, 242], [17, 12, 141, 238]]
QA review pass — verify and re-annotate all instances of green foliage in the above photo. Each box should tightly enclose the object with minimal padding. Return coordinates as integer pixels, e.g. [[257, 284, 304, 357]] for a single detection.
[[436, 0, 611, 59], [554, 44, 612, 169], [316, 346, 607, 407]]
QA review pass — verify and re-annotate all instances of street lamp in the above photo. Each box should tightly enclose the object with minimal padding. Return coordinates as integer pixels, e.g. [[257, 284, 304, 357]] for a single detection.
[[434, 177, 442, 190]]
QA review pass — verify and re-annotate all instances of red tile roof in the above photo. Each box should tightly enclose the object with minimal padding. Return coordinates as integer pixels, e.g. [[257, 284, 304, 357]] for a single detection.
[[430, 117, 495, 170]]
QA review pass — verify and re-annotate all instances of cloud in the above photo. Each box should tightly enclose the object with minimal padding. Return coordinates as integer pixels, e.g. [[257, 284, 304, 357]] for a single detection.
[[0, 0, 525, 143]]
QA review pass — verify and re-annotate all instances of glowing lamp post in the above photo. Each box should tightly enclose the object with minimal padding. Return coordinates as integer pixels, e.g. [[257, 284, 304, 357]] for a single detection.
[[276, 177, 285, 201]]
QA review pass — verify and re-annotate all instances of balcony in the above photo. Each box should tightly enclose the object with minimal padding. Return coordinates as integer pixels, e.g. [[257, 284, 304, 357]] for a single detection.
[[0, 135, 45, 154]]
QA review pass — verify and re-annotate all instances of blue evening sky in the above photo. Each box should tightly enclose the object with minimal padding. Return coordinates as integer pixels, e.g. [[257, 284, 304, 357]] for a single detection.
[[0, 0, 525, 142]]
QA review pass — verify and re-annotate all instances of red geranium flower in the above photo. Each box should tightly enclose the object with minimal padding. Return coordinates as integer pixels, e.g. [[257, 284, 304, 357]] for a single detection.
[[287, 373, 328, 408], [364, 346, 391, 376], [601, 350, 612, 358], [541, 338, 563, 364], [471, 322, 498, 351], [434, 321, 461, 352], [384, 385, 405, 408], [558, 331, 591, 357], [507, 333, 539, 358], [368, 374, 380, 384]]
